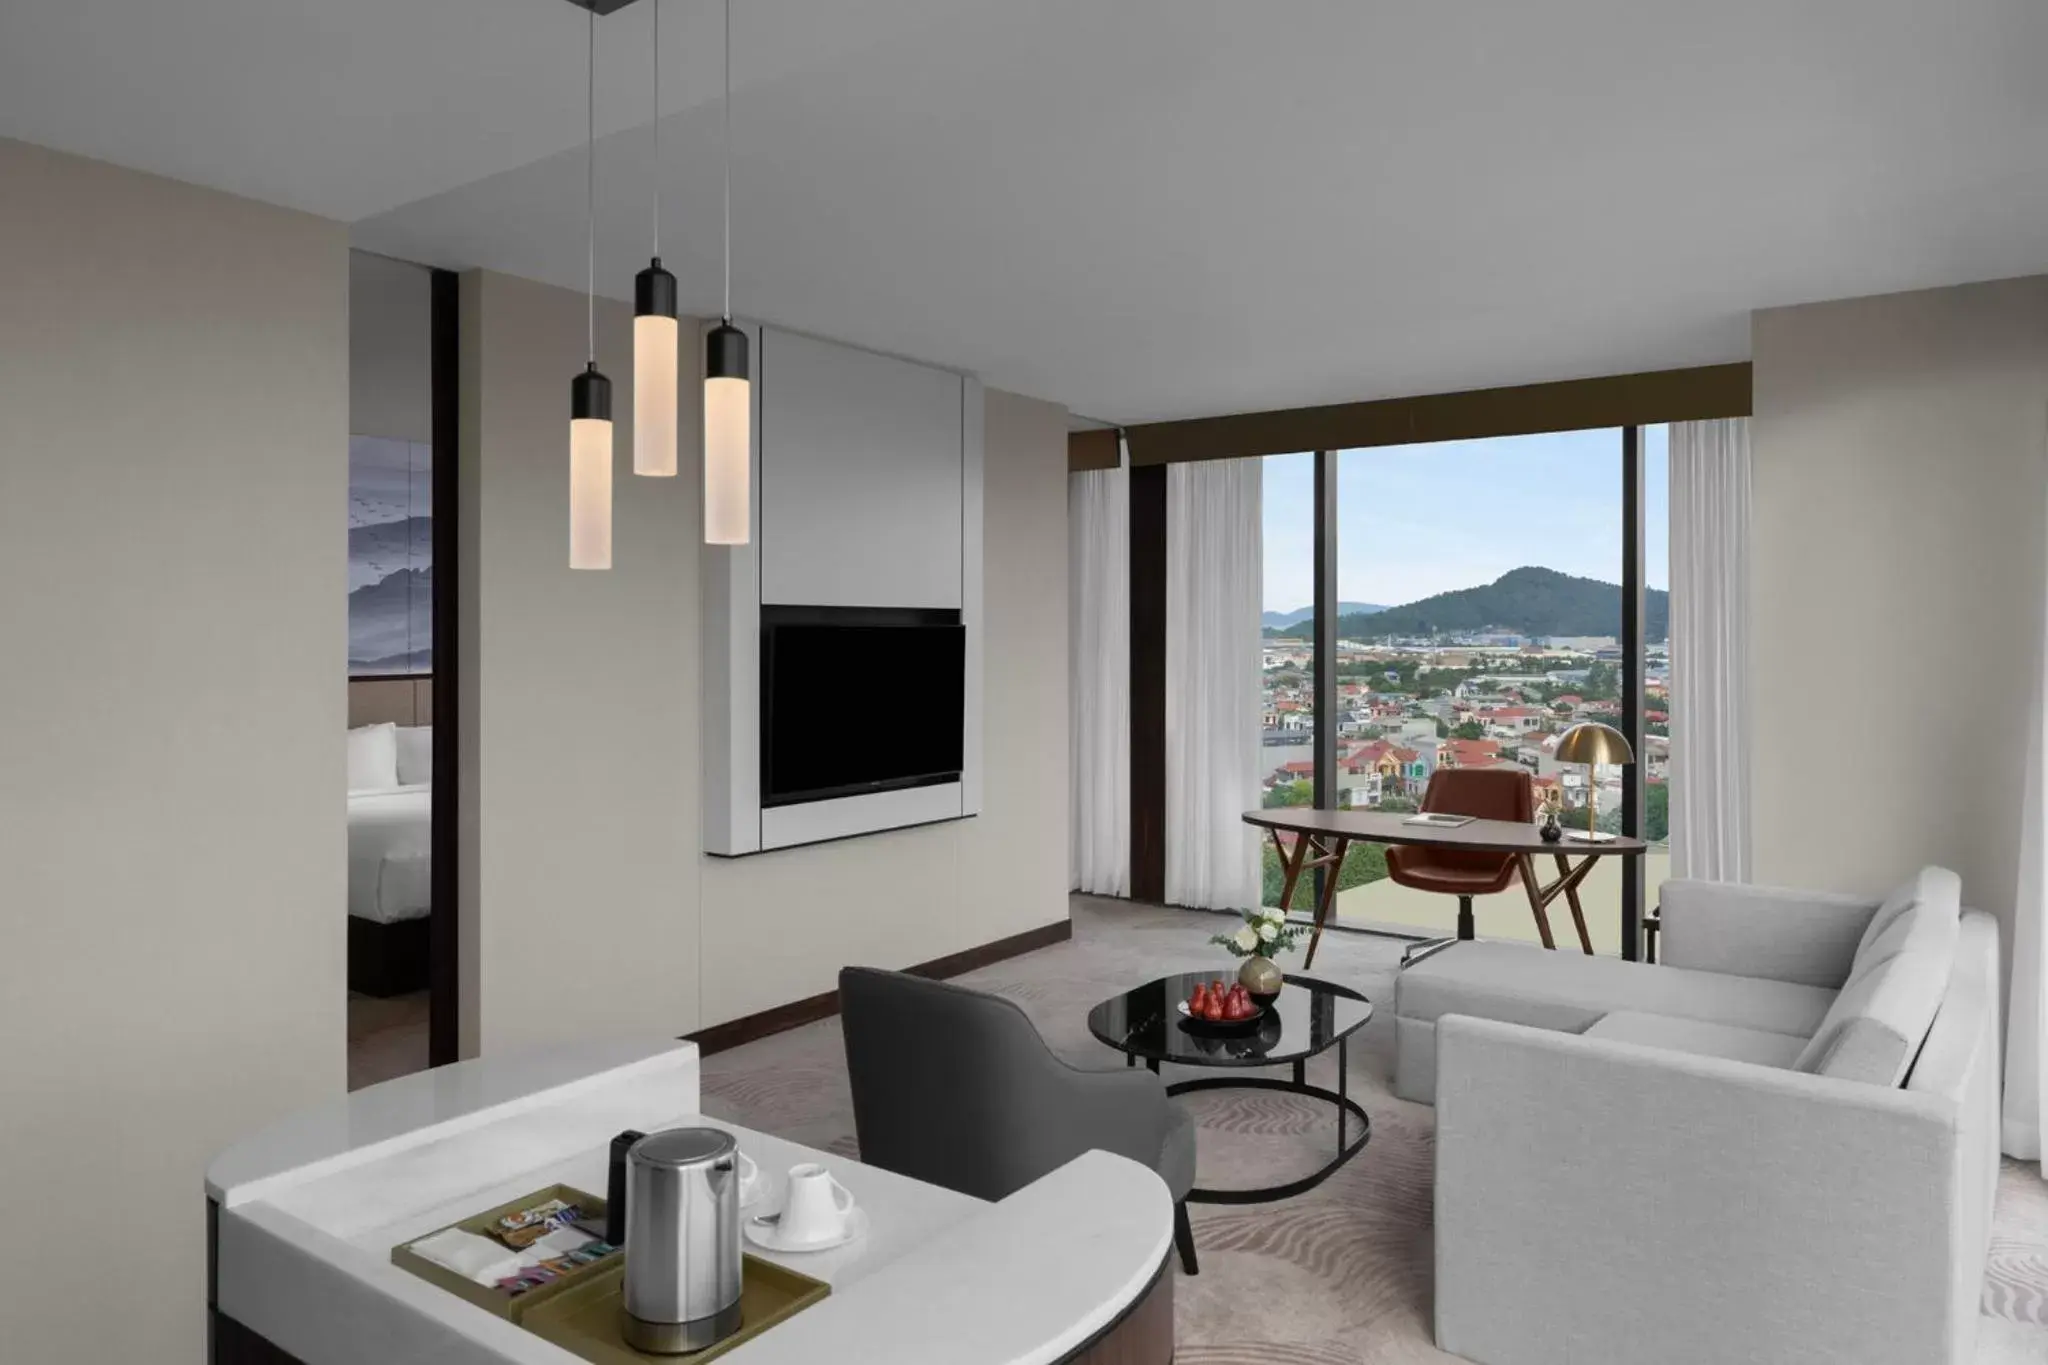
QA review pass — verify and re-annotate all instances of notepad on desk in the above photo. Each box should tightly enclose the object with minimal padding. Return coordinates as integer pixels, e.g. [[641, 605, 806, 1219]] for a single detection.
[[1402, 813, 1474, 828]]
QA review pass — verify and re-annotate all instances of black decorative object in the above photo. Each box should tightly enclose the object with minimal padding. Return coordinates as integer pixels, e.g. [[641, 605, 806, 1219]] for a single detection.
[[1540, 807, 1563, 843]]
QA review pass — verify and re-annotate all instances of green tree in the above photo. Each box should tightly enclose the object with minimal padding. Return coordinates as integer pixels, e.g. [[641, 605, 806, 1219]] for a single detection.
[[1452, 720, 1485, 741], [1262, 840, 1389, 907], [1435, 718, 1450, 739], [1262, 779, 1315, 810], [1593, 783, 1669, 842]]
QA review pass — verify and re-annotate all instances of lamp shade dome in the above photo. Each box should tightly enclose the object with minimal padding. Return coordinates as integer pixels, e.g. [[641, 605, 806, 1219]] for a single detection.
[[1554, 721, 1634, 766]]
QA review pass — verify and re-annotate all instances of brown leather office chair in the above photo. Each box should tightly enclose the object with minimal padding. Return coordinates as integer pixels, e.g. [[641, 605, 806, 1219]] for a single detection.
[[1389, 768, 1533, 957]]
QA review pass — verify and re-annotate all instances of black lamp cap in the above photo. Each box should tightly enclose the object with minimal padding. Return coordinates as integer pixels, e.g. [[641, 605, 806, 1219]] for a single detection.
[[634, 259, 678, 319], [706, 321, 749, 381], [571, 362, 612, 421]]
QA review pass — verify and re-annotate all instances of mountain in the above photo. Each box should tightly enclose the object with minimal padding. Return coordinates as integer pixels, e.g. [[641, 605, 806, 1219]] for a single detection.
[[349, 566, 433, 671], [1262, 601, 1385, 629], [1336, 567, 1668, 642], [348, 514, 432, 592]]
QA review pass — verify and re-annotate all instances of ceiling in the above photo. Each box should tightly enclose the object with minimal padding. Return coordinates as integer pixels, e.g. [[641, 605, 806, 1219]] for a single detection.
[[7, 1, 2048, 424]]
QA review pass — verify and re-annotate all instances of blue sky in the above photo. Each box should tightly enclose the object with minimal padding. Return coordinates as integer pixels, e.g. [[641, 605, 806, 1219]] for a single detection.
[[1261, 426, 1669, 613]]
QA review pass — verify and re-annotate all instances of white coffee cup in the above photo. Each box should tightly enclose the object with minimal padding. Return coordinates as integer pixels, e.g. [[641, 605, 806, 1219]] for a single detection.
[[779, 1163, 855, 1246]]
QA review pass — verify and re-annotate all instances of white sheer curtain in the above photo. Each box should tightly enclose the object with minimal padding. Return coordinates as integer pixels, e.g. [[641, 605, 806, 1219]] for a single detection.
[[1069, 462, 1129, 897], [1668, 417, 1753, 883], [1164, 458, 1262, 911], [2003, 410, 2048, 1163]]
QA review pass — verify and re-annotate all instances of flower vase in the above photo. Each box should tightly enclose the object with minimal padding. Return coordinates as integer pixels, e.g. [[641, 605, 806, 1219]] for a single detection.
[[1238, 954, 1283, 999]]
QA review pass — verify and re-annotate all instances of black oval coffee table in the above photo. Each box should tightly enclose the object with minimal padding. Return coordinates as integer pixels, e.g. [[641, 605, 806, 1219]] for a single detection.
[[1086, 972, 1372, 1204]]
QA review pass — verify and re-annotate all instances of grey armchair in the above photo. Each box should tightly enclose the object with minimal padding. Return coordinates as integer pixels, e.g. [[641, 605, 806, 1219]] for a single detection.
[[838, 967, 1199, 1274]]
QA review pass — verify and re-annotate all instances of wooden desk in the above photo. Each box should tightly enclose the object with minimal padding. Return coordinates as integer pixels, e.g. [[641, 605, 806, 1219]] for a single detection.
[[1243, 808, 1649, 967]]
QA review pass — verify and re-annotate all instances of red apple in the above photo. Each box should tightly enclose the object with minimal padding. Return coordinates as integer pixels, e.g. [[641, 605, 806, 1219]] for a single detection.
[[1189, 982, 1209, 1015]]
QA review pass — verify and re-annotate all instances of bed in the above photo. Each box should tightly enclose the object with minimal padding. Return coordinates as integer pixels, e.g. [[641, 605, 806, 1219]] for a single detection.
[[348, 722, 433, 997]]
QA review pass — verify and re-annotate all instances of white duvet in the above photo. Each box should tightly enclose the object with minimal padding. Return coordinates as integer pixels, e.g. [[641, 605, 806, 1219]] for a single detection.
[[348, 784, 431, 923]]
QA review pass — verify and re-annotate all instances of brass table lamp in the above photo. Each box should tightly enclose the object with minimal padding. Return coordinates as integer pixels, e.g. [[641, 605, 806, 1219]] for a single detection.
[[1553, 721, 1634, 843]]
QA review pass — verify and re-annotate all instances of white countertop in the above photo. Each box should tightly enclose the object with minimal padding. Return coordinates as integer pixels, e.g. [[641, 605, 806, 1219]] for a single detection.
[[209, 1039, 1172, 1365]]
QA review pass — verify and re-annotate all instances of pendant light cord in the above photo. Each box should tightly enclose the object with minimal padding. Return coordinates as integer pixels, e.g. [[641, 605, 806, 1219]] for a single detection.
[[651, 0, 660, 256], [722, 0, 732, 322], [586, 5, 596, 364]]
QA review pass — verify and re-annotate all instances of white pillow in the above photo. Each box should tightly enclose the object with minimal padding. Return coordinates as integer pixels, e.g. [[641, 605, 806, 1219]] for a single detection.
[[395, 725, 433, 787], [1796, 897, 1959, 1085], [1855, 866, 1959, 963], [347, 723, 399, 792]]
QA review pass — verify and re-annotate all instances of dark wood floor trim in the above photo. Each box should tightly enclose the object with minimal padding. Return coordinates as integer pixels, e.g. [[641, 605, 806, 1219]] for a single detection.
[[686, 918, 1073, 1057]]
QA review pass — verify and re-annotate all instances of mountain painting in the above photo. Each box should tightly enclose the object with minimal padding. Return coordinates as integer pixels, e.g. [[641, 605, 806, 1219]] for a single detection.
[[350, 435, 432, 675]]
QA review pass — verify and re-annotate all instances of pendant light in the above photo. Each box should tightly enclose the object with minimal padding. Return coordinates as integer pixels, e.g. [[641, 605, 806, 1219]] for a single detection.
[[703, 0, 751, 545], [632, 0, 678, 477], [569, 5, 614, 570]]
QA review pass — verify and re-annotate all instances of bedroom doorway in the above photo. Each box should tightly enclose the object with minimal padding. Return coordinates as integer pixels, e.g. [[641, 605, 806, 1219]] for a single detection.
[[346, 253, 460, 1089]]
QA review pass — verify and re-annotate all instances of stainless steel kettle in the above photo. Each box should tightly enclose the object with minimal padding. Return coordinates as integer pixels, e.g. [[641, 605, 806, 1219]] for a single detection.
[[618, 1127, 744, 1353]]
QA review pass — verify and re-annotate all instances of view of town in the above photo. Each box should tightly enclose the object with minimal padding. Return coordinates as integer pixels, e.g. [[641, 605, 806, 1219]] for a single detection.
[[1259, 435, 1672, 942]]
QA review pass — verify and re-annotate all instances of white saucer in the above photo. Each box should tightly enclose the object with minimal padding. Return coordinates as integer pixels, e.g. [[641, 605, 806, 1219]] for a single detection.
[[743, 1205, 869, 1254]]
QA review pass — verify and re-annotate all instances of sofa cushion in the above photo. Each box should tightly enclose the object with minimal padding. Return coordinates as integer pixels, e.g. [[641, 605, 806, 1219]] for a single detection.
[[1795, 895, 1959, 1084], [1855, 866, 1960, 964], [1583, 1010, 1807, 1069], [1396, 941, 1838, 1040]]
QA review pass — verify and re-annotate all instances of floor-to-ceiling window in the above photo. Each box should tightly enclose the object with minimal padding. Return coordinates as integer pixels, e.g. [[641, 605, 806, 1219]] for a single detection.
[[1321, 429, 1634, 946], [1641, 423, 1672, 915], [1259, 453, 1317, 908]]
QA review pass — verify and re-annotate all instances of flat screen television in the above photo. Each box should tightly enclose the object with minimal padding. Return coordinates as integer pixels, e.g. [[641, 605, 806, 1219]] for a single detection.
[[760, 606, 965, 808]]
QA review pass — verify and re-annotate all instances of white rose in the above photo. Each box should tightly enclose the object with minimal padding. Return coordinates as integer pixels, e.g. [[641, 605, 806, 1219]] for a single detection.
[[1258, 921, 1278, 942], [1233, 926, 1259, 952]]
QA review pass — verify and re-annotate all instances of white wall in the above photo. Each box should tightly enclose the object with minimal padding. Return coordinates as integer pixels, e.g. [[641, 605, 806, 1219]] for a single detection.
[[1751, 276, 2048, 941], [698, 385, 1069, 1023], [459, 271, 1069, 1049], [0, 138, 347, 1362], [350, 250, 431, 443], [459, 270, 702, 1056]]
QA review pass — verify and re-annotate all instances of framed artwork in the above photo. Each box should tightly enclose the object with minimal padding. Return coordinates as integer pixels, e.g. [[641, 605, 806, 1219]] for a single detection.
[[349, 434, 432, 676]]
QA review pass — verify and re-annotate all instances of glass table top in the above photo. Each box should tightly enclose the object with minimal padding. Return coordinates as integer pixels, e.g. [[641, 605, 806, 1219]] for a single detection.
[[1085, 973, 1374, 1069]]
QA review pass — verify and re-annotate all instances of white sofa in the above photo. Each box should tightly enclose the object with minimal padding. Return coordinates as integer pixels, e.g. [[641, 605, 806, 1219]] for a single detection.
[[1393, 868, 2000, 1365]]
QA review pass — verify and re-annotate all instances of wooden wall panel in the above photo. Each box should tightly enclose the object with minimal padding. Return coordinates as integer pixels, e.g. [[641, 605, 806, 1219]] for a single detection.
[[1124, 363, 1751, 465], [1128, 466, 1167, 904], [347, 677, 431, 727]]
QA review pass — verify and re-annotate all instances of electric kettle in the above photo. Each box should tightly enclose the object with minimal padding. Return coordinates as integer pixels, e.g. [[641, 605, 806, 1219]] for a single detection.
[[614, 1127, 744, 1353]]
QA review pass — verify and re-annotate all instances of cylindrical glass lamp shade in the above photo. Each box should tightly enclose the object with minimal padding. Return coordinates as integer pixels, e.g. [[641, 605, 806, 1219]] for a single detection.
[[570, 364, 614, 570], [633, 261, 679, 477], [704, 322, 751, 545]]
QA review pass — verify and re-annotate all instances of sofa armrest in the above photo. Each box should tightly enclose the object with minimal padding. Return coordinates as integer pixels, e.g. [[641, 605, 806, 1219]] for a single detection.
[[1434, 1014, 1966, 1365], [1658, 878, 1877, 987]]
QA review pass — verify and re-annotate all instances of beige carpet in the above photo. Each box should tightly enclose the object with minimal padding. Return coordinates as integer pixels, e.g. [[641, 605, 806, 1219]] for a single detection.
[[700, 895, 2048, 1363], [349, 989, 429, 1092]]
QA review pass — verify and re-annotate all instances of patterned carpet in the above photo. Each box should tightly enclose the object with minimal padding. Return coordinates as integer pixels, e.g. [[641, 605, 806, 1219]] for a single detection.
[[700, 895, 2048, 1363]]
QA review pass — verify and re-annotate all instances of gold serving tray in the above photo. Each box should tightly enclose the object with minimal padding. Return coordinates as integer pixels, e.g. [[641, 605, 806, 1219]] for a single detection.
[[391, 1183, 620, 1322], [521, 1256, 830, 1365]]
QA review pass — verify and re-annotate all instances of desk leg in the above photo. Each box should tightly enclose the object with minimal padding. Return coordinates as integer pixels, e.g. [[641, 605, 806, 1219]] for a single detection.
[[1273, 830, 1312, 917], [1515, 854, 1558, 950], [1553, 853, 1594, 955], [1303, 836, 1349, 970]]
